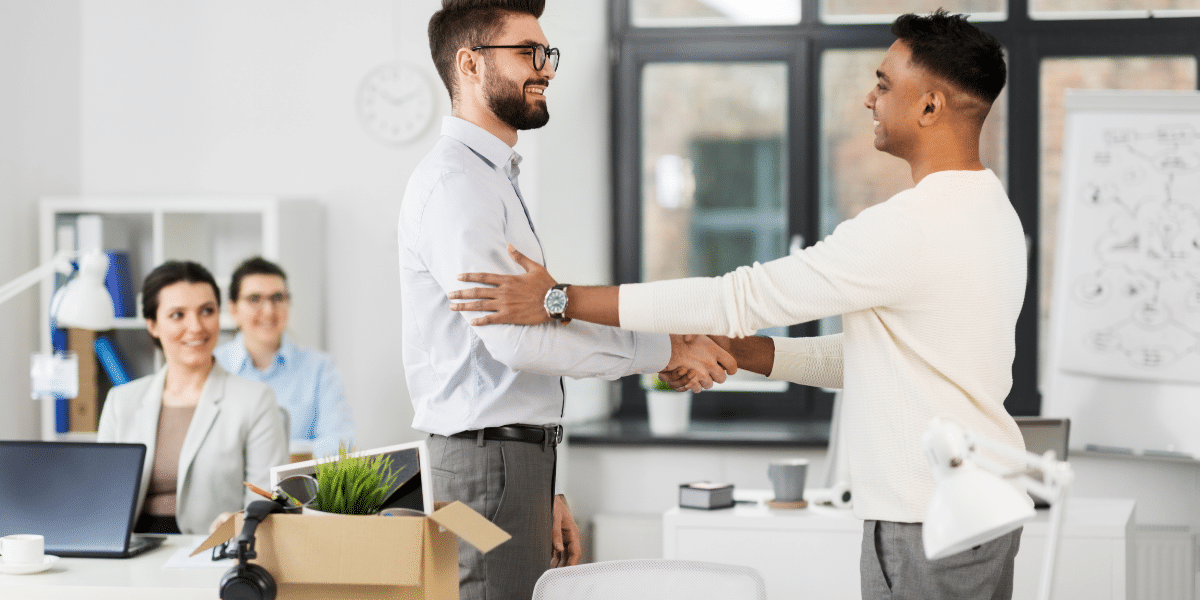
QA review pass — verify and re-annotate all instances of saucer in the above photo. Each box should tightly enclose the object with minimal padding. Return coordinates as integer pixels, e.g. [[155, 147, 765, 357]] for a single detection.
[[0, 555, 60, 575]]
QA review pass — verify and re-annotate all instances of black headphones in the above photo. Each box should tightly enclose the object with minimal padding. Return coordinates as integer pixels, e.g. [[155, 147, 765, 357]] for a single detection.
[[219, 500, 283, 600]]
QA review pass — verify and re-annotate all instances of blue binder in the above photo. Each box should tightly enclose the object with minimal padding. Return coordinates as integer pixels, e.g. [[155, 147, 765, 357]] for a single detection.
[[104, 251, 135, 318], [94, 336, 131, 386]]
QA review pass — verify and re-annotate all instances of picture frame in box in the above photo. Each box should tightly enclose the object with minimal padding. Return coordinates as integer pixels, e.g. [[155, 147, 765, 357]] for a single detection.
[[270, 439, 434, 515]]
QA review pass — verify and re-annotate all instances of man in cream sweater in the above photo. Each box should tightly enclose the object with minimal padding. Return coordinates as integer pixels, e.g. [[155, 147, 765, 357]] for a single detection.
[[447, 9, 1027, 600]]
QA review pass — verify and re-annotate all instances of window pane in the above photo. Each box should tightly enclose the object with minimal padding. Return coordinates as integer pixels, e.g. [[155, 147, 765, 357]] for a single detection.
[[822, 0, 1002, 24], [641, 62, 790, 391], [819, 48, 1008, 335], [631, 0, 800, 27], [1031, 0, 1200, 18], [1038, 57, 1197, 385]]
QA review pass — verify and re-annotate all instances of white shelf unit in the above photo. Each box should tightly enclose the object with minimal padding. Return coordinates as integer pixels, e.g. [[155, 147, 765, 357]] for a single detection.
[[38, 196, 325, 441]]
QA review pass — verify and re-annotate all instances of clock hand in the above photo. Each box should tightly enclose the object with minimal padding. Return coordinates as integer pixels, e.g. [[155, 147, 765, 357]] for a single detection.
[[378, 89, 422, 105]]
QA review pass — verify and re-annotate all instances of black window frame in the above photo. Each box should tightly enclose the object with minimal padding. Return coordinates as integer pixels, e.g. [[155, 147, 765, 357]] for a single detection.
[[610, 0, 1200, 423]]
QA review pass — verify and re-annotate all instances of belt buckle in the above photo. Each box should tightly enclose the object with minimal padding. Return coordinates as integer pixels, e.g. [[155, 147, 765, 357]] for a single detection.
[[541, 425, 564, 449]]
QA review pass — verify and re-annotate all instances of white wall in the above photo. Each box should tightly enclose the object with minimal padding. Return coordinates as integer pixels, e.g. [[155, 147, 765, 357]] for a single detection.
[[0, 0, 82, 441], [0, 0, 613, 447]]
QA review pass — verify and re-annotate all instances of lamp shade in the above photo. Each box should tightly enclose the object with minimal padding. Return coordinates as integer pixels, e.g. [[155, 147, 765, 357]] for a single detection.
[[922, 459, 1036, 560], [52, 250, 115, 331]]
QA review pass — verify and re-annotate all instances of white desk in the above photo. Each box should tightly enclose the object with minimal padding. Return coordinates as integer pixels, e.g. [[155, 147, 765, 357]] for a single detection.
[[0, 536, 225, 600], [663, 492, 1135, 600]]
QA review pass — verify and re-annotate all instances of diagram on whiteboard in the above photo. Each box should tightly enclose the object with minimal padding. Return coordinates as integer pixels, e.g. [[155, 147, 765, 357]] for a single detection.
[[1057, 115, 1200, 383]]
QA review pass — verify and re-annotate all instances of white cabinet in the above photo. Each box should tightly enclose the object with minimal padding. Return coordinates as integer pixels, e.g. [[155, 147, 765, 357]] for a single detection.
[[37, 196, 324, 440], [663, 494, 1135, 600]]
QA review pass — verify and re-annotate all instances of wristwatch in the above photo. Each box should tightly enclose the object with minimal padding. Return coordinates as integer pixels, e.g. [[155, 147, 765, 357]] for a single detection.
[[544, 283, 571, 323]]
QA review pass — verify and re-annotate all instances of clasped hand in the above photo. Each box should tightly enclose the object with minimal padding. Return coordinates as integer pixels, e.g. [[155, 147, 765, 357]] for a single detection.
[[447, 245, 737, 392]]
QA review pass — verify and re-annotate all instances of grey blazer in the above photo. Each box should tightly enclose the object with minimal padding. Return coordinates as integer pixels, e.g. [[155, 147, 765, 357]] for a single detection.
[[96, 361, 289, 534]]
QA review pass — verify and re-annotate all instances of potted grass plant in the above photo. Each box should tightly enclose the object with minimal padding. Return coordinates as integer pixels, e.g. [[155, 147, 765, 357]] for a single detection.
[[309, 446, 402, 516], [643, 374, 692, 436]]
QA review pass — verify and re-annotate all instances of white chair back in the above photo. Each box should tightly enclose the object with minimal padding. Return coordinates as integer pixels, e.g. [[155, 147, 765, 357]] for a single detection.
[[532, 559, 767, 600]]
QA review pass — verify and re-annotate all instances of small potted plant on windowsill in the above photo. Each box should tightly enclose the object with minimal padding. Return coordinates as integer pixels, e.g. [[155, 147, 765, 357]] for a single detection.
[[643, 374, 692, 436]]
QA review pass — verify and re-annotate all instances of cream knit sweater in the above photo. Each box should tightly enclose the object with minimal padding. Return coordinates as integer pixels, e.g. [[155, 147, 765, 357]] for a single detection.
[[619, 169, 1028, 522]]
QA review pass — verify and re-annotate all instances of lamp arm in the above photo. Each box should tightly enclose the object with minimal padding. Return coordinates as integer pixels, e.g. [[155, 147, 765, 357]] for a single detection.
[[963, 429, 1074, 600], [0, 253, 75, 307], [963, 430, 1075, 494]]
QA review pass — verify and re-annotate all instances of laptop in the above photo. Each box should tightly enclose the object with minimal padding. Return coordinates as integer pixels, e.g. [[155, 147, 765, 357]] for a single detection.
[[1014, 417, 1071, 508], [0, 441, 164, 558]]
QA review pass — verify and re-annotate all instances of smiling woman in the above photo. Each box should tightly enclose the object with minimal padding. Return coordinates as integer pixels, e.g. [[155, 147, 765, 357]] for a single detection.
[[96, 260, 288, 536]]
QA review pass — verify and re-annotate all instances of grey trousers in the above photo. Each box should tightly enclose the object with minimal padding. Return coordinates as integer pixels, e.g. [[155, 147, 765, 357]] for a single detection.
[[427, 434, 556, 600], [861, 520, 1022, 600]]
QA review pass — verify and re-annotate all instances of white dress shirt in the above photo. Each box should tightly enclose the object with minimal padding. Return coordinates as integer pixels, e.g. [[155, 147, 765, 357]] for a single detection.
[[400, 117, 670, 436], [620, 169, 1029, 523]]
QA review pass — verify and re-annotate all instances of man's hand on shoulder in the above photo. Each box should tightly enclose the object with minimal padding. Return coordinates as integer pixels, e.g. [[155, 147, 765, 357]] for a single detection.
[[663, 334, 738, 393]]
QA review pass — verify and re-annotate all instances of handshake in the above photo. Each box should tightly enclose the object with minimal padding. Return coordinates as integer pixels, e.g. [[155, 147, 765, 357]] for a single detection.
[[659, 334, 738, 393]]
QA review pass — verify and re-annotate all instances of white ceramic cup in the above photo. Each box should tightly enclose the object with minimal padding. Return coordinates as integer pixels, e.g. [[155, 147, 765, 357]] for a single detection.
[[768, 458, 809, 502], [1, 534, 45, 565]]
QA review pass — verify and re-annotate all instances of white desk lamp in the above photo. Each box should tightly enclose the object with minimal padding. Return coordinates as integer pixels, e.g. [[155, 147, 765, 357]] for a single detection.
[[3, 250, 115, 416], [0, 249, 115, 330], [922, 417, 1074, 600]]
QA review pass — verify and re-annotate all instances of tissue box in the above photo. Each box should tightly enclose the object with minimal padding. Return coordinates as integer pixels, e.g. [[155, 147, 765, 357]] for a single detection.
[[679, 481, 735, 510]]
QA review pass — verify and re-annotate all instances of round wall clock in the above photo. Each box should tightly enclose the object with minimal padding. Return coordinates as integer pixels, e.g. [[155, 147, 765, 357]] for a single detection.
[[357, 61, 438, 146]]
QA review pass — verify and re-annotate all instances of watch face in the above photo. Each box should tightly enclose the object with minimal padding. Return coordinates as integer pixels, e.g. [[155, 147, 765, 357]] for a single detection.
[[357, 61, 437, 146], [546, 289, 568, 315]]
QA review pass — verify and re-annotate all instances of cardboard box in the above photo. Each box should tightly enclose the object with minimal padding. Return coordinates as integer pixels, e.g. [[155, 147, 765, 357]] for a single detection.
[[193, 501, 509, 600]]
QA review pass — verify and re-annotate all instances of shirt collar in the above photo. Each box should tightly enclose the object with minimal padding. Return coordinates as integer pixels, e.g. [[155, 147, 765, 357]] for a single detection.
[[231, 332, 295, 370], [441, 116, 521, 174]]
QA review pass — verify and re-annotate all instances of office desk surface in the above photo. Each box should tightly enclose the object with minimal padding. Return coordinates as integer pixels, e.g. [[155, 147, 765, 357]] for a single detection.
[[0, 535, 225, 600]]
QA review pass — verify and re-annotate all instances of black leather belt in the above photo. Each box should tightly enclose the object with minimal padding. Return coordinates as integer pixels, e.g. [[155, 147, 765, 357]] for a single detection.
[[450, 424, 564, 448]]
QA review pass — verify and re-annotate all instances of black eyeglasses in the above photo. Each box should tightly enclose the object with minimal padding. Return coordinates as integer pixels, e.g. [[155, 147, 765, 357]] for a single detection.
[[239, 292, 290, 307], [471, 44, 560, 72]]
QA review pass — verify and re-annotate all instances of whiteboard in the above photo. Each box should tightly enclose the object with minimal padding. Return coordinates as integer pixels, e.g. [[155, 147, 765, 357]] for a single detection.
[[1044, 90, 1200, 460]]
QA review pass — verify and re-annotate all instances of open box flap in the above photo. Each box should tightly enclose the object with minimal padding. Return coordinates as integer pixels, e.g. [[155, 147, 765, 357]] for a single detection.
[[192, 510, 240, 556], [428, 501, 511, 553]]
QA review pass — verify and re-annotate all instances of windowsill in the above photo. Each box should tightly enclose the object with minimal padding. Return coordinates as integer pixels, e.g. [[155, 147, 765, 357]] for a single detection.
[[565, 417, 830, 447]]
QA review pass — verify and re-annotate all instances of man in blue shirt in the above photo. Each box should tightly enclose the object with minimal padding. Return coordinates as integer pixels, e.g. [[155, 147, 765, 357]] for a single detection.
[[214, 257, 355, 459]]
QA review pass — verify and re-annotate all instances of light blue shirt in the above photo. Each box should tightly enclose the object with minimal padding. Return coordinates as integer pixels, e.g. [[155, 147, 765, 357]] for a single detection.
[[215, 333, 355, 459], [399, 116, 671, 436]]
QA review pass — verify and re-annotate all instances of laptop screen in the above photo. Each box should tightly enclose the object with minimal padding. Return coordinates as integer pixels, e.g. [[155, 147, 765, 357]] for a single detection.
[[0, 441, 145, 555], [1014, 417, 1071, 460]]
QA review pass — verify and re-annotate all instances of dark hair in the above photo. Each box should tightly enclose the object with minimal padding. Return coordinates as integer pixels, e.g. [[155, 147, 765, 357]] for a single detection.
[[229, 256, 288, 303], [141, 261, 221, 348], [428, 0, 546, 103], [891, 9, 1006, 104]]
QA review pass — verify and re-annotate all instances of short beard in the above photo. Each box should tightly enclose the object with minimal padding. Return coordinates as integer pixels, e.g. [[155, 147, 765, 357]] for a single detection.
[[484, 60, 550, 131]]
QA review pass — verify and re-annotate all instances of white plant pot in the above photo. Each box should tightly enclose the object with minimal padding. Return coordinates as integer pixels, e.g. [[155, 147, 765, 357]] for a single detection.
[[646, 390, 692, 435]]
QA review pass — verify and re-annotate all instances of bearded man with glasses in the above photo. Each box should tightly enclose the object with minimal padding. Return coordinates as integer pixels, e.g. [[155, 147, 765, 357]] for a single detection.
[[400, 1, 737, 599]]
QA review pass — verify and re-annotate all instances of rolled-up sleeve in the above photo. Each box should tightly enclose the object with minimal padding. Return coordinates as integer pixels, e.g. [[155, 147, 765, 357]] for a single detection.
[[770, 334, 844, 389]]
